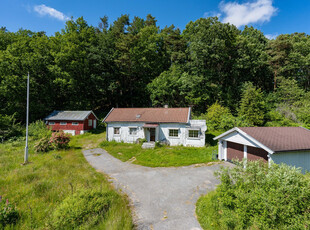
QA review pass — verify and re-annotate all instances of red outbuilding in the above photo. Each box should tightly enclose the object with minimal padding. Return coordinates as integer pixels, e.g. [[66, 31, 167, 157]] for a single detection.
[[44, 110, 98, 135]]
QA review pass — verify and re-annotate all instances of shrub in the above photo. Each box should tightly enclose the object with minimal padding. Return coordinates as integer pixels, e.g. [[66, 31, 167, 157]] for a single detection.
[[136, 138, 147, 144], [198, 103, 252, 131], [34, 137, 51, 153], [28, 120, 52, 140], [155, 141, 162, 148], [49, 131, 70, 150], [203, 102, 232, 131], [197, 161, 310, 229], [0, 114, 23, 141], [49, 189, 117, 229], [0, 197, 19, 227], [265, 109, 299, 127]]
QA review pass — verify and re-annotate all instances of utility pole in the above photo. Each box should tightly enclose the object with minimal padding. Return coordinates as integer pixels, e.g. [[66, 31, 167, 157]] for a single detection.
[[24, 73, 29, 164]]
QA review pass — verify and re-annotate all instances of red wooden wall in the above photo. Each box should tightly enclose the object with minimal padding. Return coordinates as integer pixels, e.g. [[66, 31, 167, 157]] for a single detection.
[[47, 120, 84, 131], [47, 113, 97, 134]]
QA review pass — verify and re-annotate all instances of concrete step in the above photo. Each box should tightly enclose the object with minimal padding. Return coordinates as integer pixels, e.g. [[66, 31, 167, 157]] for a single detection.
[[142, 142, 155, 149]]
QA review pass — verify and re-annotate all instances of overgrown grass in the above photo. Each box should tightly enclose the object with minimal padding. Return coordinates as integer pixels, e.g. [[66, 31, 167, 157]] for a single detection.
[[196, 161, 310, 230], [99, 131, 218, 167], [196, 191, 220, 230], [0, 130, 133, 229]]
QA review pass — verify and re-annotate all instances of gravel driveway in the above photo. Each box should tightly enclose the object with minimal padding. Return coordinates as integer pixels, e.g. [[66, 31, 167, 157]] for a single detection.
[[83, 148, 231, 230]]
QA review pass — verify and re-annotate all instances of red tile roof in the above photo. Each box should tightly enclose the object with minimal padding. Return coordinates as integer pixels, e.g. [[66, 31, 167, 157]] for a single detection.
[[104, 108, 190, 123], [239, 127, 310, 152]]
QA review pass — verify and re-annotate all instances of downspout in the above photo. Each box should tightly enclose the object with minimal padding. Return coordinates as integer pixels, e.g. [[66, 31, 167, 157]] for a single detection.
[[106, 123, 109, 141]]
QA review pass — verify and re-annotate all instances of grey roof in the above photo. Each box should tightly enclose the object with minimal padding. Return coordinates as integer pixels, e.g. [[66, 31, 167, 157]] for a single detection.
[[45, 111, 96, 121]]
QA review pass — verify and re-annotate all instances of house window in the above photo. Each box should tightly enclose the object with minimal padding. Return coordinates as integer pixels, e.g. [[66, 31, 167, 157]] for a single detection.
[[169, 129, 179, 137], [129, 127, 137, 135], [49, 122, 55, 125], [189, 130, 199, 138], [60, 122, 67, 125], [88, 119, 92, 126], [114, 127, 120, 135], [72, 122, 79, 125]]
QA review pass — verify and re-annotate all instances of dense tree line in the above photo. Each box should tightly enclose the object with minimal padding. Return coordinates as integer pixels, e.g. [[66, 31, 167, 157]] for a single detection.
[[0, 15, 310, 130]]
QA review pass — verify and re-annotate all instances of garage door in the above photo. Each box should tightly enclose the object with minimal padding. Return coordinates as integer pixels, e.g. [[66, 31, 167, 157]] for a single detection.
[[227, 141, 244, 161], [247, 146, 268, 162], [227, 142, 268, 163]]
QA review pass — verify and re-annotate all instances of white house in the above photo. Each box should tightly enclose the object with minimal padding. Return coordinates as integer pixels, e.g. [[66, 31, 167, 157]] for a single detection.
[[214, 127, 310, 172], [103, 107, 207, 147]]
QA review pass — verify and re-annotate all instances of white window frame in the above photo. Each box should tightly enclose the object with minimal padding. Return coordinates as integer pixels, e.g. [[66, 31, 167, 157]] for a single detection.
[[88, 119, 92, 126], [188, 129, 200, 139], [72, 122, 79, 125], [129, 127, 138, 136], [114, 127, 120, 135], [60, 122, 67, 125], [49, 122, 55, 125], [169, 129, 179, 138]]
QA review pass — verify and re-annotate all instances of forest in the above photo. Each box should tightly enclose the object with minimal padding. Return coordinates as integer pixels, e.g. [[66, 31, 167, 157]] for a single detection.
[[1, 14, 310, 139]]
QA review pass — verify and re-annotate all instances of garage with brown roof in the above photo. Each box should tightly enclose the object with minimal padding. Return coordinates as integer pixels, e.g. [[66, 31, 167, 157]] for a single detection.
[[214, 127, 310, 172]]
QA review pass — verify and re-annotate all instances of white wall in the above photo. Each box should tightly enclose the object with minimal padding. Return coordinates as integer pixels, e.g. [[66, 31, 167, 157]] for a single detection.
[[107, 122, 145, 143], [221, 131, 260, 148], [63, 130, 76, 136], [270, 151, 310, 173], [106, 120, 207, 147]]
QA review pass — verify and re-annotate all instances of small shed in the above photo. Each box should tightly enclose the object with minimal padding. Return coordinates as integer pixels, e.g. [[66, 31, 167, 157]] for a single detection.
[[45, 111, 98, 135], [214, 127, 310, 172]]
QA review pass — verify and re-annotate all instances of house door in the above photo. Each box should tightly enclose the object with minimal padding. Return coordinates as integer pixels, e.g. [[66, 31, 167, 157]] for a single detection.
[[150, 128, 156, 142]]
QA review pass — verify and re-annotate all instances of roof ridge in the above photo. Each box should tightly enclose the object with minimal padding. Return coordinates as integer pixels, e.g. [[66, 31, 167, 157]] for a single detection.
[[104, 107, 190, 123], [300, 126, 310, 132]]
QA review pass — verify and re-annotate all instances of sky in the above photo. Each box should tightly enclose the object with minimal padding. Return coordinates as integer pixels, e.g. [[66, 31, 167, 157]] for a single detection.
[[1, 0, 310, 39]]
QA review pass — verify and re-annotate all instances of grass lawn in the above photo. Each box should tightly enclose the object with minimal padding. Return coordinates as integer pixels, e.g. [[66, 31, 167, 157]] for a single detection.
[[0, 130, 133, 229], [99, 131, 220, 167], [196, 191, 220, 230]]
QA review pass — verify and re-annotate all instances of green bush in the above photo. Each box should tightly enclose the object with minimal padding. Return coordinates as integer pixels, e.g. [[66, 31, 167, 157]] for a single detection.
[[28, 120, 52, 140], [198, 103, 252, 131], [49, 189, 117, 229], [34, 131, 71, 153], [197, 161, 310, 229], [34, 137, 51, 153], [136, 138, 147, 144], [203, 102, 232, 131], [0, 197, 19, 227], [49, 131, 70, 150], [155, 141, 163, 148], [265, 109, 299, 127], [0, 114, 23, 141]]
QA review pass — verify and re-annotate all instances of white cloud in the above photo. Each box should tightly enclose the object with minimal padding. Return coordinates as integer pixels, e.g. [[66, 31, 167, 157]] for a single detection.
[[203, 11, 222, 19], [265, 33, 278, 40], [34, 4, 70, 21], [204, 0, 277, 28], [220, 0, 277, 27]]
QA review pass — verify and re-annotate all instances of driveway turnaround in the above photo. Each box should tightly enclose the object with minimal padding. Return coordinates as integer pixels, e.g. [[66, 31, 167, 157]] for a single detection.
[[83, 148, 231, 230]]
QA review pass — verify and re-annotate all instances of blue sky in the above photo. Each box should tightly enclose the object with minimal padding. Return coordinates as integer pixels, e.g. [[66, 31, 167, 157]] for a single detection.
[[1, 0, 310, 38]]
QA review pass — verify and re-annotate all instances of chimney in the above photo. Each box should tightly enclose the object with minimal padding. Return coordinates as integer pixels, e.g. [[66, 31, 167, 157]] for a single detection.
[[164, 104, 168, 108]]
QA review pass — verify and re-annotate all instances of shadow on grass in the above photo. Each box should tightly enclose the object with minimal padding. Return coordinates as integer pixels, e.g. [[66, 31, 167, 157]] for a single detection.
[[88, 129, 106, 134], [71, 146, 82, 150]]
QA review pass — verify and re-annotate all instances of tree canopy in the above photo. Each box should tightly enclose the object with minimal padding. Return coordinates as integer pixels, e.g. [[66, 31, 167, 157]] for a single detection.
[[0, 15, 310, 130]]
